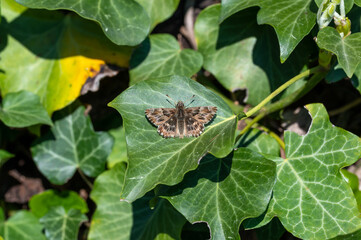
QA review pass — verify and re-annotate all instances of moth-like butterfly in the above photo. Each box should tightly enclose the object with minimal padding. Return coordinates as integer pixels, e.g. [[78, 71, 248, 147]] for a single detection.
[[145, 95, 217, 138]]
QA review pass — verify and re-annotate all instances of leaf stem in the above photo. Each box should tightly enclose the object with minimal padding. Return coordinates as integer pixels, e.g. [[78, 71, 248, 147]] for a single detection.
[[78, 169, 93, 189], [258, 125, 286, 150], [328, 98, 361, 116], [245, 66, 323, 118]]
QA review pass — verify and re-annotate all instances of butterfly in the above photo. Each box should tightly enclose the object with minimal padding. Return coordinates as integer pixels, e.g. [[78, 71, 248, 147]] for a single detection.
[[145, 95, 217, 138]]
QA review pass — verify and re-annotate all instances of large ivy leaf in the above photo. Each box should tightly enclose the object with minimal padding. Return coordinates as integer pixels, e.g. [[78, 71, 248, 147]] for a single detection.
[[195, 4, 310, 106], [31, 106, 113, 185], [219, 0, 317, 62], [262, 104, 361, 239], [109, 75, 237, 202], [0, 91, 52, 127], [160, 148, 276, 239], [89, 163, 186, 240], [16, 0, 150, 46], [129, 34, 203, 85], [0, 149, 13, 167], [317, 27, 361, 78], [0, 0, 132, 114], [0, 210, 46, 240], [29, 190, 88, 218], [40, 206, 87, 240]]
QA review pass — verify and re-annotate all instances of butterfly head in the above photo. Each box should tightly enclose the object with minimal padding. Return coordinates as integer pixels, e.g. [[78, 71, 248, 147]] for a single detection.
[[176, 101, 185, 108]]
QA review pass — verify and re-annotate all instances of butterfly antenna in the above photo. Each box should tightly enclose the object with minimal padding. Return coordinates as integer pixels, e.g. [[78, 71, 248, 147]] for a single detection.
[[185, 95, 196, 107], [166, 94, 176, 106]]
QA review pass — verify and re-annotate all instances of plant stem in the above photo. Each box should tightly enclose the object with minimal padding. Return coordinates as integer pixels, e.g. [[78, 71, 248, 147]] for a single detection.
[[245, 66, 323, 118], [328, 98, 361, 116], [78, 169, 93, 189]]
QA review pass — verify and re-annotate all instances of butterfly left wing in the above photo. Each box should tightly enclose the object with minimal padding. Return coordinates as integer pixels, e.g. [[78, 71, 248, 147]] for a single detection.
[[184, 106, 217, 137], [145, 108, 176, 126]]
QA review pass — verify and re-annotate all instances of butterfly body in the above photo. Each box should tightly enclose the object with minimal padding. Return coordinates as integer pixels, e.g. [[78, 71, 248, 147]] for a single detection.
[[145, 100, 217, 138]]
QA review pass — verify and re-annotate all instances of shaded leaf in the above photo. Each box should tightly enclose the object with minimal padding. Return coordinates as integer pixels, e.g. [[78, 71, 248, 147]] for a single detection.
[[0, 149, 13, 167], [109, 75, 237, 202], [107, 127, 128, 169], [40, 206, 87, 240], [0, 0, 132, 114], [160, 148, 276, 240], [0, 91, 52, 127], [0, 210, 46, 240], [264, 104, 361, 239], [29, 190, 88, 218], [219, 0, 317, 62], [31, 106, 113, 185], [129, 34, 203, 85], [195, 4, 311, 106], [16, 0, 150, 46], [317, 27, 361, 77], [89, 163, 186, 240], [254, 218, 286, 240]]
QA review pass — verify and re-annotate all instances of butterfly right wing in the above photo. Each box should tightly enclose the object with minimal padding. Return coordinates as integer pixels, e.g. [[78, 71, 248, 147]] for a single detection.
[[145, 108, 176, 126]]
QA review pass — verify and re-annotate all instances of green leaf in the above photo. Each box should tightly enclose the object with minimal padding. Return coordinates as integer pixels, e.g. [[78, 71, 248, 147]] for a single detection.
[[267, 104, 361, 239], [160, 148, 276, 240], [40, 206, 87, 240], [129, 34, 203, 85], [31, 106, 114, 185], [331, 229, 361, 239], [89, 163, 186, 240], [109, 75, 237, 202], [29, 190, 88, 218], [0, 0, 132, 114], [254, 218, 286, 240], [356, 0, 361, 7], [107, 127, 128, 169], [236, 129, 280, 156], [219, 0, 317, 62], [15, 0, 150, 46], [0, 91, 52, 128], [0, 149, 13, 167], [0, 210, 46, 240], [195, 4, 311, 106], [136, 0, 179, 30], [317, 27, 361, 78]]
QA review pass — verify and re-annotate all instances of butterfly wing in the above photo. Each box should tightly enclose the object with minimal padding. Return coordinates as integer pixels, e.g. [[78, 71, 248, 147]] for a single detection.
[[145, 108, 176, 126], [184, 106, 217, 137]]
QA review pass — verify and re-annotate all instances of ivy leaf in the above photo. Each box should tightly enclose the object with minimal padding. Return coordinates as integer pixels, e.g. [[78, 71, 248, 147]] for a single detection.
[[15, 0, 150, 46], [317, 27, 361, 78], [0, 0, 132, 114], [219, 0, 317, 62], [40, 207, 87, 240], [160, 148, 276, 239], [109, 75, 237, 202], [129, 34, 203, 85], [88, 163, 186, 240], [31, 106, 113, 185], [0, 149, 14, 167], [0, 91, 52, 128], [195, 4, 310, 106], [29, 190, 88, 218], [0, 210, 46, 240], [107, 127, 128, 169], [264, 104, 361, 239]]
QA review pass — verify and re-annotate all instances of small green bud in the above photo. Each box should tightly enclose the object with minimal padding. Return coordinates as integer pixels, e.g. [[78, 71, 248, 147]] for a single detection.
[[335, 17, 351, 38]]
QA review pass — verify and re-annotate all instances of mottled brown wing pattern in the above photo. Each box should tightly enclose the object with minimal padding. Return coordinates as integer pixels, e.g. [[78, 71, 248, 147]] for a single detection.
[[184, 106, 217, 137], [145, 108, 175, 126]]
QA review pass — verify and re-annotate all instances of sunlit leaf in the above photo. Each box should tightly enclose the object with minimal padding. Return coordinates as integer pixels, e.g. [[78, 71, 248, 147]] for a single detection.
[[0, 210, 46, 240], [31, 106, 113, 185], [89, 163, 186, 240], [129, 34, 203, 85], [107, 127, 128, 169], [109, 75, 237, 202], [161, 148, 276, 239], [40, 207, 87, 240], [29, 190, 88, 218], [0, 0, 132, 114], [0, 91, 52, 127]]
